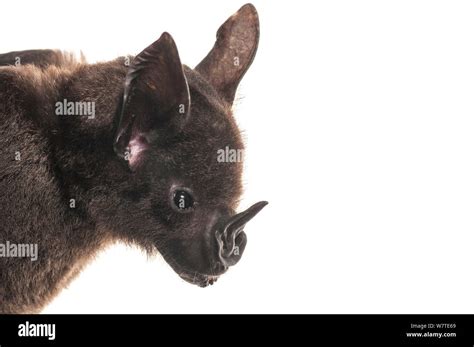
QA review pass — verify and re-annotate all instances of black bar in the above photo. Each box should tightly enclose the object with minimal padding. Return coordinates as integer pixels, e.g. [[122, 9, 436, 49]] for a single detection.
[[0, 314, 473, 346]]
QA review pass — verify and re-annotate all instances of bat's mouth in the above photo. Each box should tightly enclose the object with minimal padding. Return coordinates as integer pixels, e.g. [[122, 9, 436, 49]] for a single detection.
[[179, 272, 221, 287]]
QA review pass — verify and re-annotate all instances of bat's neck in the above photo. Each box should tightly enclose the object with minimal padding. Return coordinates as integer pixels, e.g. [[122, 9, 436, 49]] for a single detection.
[[48, 58, 132, 197]]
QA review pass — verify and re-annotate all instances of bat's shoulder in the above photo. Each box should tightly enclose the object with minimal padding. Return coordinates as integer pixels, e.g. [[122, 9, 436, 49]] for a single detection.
[[0, 49, 83, 69]]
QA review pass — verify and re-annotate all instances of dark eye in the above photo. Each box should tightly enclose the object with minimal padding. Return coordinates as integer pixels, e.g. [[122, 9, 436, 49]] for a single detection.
[[172, 189, 195, 212]]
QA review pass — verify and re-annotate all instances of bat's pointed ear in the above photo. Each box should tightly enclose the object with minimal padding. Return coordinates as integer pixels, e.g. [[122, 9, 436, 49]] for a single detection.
[[195, 3, 259, 105], [114, 32, 190, 169]]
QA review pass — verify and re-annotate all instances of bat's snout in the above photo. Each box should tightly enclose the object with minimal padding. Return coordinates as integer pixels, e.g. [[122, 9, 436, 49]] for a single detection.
[[162, 201, 268, 288], [215, 201, 268, 267]]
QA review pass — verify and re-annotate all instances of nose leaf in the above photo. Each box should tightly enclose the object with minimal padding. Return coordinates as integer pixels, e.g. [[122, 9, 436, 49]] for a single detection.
[[215, 201, 268, 267]]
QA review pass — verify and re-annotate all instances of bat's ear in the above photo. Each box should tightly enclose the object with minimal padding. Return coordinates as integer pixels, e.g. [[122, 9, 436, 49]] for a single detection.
[[114, 32, 190, 168], [195, 3, 259, 105]]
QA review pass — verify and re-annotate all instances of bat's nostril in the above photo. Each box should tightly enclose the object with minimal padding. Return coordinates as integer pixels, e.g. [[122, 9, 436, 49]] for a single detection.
[[217, 231, 247, 267]]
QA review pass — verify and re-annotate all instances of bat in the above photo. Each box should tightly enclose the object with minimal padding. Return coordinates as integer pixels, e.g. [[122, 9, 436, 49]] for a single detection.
[[0, 3, 267, 313]]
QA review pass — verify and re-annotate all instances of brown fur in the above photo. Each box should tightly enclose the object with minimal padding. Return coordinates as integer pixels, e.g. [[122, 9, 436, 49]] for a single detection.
[[0, 4, 262, 313]]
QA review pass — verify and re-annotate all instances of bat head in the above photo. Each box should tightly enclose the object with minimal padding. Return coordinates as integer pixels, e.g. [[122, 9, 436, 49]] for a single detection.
[[111, 4, 266, 286]]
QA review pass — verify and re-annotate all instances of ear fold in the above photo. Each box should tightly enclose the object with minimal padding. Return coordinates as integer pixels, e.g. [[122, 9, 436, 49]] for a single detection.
[[195, 3, 260, 104], [114, 32, 190, 167]]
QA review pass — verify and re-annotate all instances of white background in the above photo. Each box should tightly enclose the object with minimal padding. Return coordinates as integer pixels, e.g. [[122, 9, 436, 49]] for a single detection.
[[2, 0, 474, 313]]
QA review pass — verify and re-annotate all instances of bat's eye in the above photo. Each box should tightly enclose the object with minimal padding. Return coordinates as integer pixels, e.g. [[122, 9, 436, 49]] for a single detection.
[[172, 189, 195, 212]]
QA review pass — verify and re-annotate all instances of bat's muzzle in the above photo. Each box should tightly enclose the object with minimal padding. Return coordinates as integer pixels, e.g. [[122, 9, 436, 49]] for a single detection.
[[215, 201, 268, 267], [161, 201, 268, 287]]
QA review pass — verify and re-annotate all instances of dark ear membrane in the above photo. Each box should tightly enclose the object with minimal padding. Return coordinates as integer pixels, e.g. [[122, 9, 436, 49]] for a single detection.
[[195, 3, 259, 104], [114, 32, 190, 167]]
